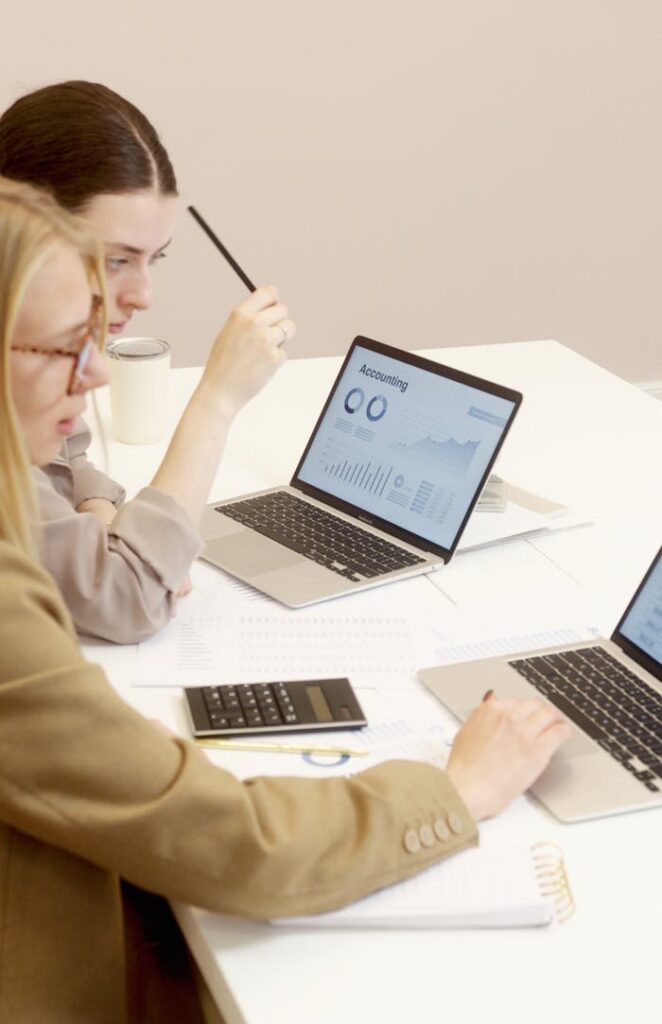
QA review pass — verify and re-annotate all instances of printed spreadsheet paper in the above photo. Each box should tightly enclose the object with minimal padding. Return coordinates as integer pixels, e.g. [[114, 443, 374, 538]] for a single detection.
[[131, 567, 446, 688], [124, 558, 599, 689]]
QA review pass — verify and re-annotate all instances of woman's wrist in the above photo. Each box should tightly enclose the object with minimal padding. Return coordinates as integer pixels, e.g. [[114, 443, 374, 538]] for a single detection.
[[445, 764, 490, 822], [188, 376, 239, 428]]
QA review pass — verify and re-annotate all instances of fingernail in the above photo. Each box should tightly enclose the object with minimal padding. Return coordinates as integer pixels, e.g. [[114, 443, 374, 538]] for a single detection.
[[482, 689, 494, 701]]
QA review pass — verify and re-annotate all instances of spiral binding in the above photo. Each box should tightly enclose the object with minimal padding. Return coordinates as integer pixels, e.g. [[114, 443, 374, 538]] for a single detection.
[[531, 841, 575, 922]]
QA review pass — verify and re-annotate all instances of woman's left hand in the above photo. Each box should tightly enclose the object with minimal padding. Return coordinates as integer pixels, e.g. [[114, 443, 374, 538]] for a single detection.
[[76, 497, 117, 528]]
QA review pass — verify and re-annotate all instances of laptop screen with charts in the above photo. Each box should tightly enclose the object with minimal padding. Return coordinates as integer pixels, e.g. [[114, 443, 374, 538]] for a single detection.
[[200, 337, 522, 606], [419, 544, 662, 823]]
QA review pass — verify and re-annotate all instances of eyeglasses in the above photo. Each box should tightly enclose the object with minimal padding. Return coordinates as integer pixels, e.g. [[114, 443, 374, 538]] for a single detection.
[[10, 295, 104, 395]]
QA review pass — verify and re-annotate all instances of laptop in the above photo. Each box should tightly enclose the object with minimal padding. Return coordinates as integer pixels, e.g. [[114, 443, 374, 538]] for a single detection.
[[419, 545, 662, 822], [200, 336, 522, 606]]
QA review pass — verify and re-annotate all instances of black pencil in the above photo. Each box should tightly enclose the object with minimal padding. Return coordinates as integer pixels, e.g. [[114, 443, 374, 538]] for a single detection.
[[187, 205, 256, 292]]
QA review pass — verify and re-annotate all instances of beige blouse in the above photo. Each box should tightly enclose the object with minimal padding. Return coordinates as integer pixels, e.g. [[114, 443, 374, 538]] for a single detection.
[[0, 539, 477, 1022], [36, 416, 202, 643]]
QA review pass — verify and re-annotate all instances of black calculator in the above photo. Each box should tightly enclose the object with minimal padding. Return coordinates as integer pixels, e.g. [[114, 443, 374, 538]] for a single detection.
[[185, 677, 367, 737]]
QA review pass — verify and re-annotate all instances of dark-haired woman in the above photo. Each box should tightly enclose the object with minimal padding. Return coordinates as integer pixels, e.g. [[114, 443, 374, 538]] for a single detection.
[[0, 80, 294, 643]]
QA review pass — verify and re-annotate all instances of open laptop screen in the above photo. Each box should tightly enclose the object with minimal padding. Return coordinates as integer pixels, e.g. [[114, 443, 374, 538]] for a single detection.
[[615, 547, 662, 678], [293, 338, 521, 555]]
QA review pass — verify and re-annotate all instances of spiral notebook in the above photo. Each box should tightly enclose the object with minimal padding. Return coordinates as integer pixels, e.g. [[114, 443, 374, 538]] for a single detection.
[[274, 842, 574, 929]]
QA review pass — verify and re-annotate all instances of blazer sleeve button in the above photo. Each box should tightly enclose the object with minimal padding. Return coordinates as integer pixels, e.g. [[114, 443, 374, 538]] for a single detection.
[[419, 823, 435, 848], [434, 818, 450, 842], [448, 812, 465, 835], [403, 828, 421, 854]]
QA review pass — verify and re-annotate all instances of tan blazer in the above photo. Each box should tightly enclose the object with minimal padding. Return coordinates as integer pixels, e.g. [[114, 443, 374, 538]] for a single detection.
[[0, 540, 477, 1023], [36, 416, 202, 643]]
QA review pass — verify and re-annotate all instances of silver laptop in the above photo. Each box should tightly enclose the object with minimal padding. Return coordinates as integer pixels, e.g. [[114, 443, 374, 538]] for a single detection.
[[419, 546, 662, 822], [200, 336, 522, 606]]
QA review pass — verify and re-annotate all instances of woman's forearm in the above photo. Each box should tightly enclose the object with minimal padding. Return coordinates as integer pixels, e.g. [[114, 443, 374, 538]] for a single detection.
[[150, 382, 234, 524], [149, 284, 292, 525]]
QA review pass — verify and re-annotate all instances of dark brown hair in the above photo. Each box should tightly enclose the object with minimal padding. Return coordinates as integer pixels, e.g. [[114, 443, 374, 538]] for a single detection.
[[0, 81, 177, 212]]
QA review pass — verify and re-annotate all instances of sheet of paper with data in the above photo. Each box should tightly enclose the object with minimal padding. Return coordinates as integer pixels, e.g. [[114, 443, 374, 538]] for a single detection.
[[131, 562, 451, 689], [130, 549, 601, 689]]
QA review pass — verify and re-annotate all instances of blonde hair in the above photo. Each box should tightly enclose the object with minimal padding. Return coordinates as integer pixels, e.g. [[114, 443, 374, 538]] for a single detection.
[[0, 176, 106, 557]]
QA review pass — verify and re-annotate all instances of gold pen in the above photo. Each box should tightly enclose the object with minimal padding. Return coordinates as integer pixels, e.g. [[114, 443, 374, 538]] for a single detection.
[[194, 738, 369, 757]]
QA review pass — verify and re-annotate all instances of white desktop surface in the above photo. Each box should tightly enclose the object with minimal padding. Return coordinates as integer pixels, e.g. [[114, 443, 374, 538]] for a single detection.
[[88, 340, 662, 1024]]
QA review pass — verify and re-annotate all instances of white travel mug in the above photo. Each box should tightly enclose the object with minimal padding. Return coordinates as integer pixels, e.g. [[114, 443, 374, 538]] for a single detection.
[[106, 337, 171, 444]]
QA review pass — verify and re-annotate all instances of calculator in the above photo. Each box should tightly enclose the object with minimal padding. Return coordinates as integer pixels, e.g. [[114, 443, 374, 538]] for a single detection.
[[184, 678, 367, 737]]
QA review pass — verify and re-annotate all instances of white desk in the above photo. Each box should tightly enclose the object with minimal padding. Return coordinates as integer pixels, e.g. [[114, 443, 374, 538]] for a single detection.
[[89, 340, 662, 1024]]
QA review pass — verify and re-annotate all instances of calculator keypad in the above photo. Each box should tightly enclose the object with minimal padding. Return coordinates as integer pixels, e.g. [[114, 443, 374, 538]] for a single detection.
[[202, 683, 299, 730]]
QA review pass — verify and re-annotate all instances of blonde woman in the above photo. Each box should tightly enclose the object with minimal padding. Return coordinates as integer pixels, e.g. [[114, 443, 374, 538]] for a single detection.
[[0, 177, 570, 1022]]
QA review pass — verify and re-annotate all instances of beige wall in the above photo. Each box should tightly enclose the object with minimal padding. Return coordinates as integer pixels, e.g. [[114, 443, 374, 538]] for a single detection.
[[3, 1, 660, 381]]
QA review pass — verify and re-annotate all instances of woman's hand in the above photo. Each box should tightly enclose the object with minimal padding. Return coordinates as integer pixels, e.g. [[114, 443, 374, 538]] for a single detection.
[[197, 285, 294, 420], [446, 694, 572, 821], [76, 497, 118, 528], [170, 576, 192, 619]]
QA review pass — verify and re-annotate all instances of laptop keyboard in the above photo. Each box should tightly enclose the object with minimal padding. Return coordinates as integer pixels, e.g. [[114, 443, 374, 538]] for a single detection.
[[510, 646, 662, 792], [217, 490, 426, 582]]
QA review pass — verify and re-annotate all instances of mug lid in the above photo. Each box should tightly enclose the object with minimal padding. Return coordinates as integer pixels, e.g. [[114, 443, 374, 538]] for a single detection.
[[107, 337, 170, 360]]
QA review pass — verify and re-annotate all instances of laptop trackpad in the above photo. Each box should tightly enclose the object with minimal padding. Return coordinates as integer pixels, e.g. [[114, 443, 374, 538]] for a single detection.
[[206, 531, 303, 576]]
